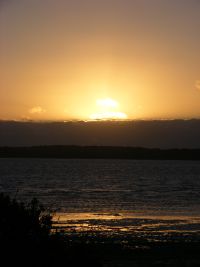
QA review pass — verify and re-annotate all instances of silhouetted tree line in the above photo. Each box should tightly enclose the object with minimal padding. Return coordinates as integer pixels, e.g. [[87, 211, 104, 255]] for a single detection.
[[0, 146, 200, 160]]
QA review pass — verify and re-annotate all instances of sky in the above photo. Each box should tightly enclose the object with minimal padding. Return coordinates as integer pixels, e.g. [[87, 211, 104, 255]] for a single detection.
[[1, 0, 200, 121]]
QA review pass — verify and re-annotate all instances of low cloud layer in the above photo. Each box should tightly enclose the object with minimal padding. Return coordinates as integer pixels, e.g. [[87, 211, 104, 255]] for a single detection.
[[0, 120, 200, 148]]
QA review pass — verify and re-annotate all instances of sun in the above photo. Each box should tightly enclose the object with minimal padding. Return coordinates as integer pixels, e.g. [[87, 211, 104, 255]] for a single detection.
[[89, 98, 128, 120]]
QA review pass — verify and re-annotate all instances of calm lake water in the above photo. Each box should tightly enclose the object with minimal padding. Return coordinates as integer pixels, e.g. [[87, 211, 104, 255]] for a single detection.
[[1, 158, 200, 241]]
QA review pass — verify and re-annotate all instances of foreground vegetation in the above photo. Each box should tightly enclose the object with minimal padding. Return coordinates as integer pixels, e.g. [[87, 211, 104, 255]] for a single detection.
[[0, 193, 101, 266]]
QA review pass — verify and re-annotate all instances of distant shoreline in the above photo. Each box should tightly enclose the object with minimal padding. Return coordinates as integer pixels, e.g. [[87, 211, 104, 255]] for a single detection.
[[0, 145, 200, 160]]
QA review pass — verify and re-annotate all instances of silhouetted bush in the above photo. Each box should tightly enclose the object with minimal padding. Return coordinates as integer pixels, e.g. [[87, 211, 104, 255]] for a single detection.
[[0, 193, 103, 267], [0, 194, 51, 241], [0, 193, 68, 266]]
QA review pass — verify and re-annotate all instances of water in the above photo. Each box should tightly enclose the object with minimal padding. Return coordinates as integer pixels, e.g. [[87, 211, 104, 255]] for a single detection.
[[1, 158, 200, 215], [1, 158, 200, 241]]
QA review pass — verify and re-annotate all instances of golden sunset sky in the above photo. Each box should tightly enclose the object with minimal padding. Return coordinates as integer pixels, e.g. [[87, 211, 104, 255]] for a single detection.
[[0, 0, 200, 121]]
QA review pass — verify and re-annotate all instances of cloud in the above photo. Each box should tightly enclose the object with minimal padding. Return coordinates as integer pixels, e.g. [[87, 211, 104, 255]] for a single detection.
[[195, 80, 200, 91], [29, 106, 46, 114]]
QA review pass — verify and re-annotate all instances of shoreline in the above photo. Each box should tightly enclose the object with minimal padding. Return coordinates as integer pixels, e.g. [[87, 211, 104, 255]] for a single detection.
[[1, 193, 200, 266]]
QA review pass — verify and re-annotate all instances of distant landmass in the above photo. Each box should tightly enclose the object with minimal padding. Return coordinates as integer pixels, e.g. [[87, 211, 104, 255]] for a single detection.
[[0, 145, 200, 160], [1, 119, 200, 148]]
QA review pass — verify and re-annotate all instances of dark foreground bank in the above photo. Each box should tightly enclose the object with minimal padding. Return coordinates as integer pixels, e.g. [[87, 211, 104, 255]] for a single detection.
[[1, 194, 200, 266], [1, 145, 200, 160]]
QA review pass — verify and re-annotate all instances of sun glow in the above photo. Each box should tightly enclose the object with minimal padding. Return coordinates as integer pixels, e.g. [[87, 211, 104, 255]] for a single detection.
[[90, 111, 127, 120], [89, 98, 128, 120], [96, 98, 118, 108]]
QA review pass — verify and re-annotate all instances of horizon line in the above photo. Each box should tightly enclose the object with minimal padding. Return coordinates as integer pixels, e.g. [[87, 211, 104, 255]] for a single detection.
[[1, 117, 200, 123]]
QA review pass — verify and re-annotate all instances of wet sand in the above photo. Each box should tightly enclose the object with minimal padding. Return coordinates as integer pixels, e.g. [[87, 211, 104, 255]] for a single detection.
[[53, 212, 200, 243], [52, 212, 200, 266]]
